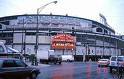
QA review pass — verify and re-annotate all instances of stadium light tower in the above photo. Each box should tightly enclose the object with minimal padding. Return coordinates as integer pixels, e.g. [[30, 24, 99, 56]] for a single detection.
[[35, 1, 58, 65]]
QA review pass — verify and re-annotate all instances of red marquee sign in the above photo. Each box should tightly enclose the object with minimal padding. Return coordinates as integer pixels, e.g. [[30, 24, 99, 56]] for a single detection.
[[51, 34, 76, 50]]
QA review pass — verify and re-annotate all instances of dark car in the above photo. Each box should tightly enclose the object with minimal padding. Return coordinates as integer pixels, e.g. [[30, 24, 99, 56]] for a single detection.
[[49, 55, 62, 64], [0, 58, 40, 79]]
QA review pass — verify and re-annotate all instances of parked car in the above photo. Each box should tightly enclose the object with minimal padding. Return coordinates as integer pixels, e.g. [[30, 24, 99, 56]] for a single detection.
[[61, 55, 74, 62], [97, 59, 109, 67], [109, 56, 124, 73], [0, 58, 40, 79]]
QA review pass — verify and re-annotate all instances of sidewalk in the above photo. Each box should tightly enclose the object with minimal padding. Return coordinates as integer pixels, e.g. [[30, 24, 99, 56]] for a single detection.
[[26, 62, 50, 68]]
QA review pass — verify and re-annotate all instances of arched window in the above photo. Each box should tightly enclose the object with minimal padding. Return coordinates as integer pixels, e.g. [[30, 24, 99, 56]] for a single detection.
[[96, 28, 103, 32], [104, 29, 108, 34]]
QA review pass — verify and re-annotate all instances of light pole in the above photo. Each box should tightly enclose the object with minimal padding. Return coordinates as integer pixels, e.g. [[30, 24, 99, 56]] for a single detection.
[[37, 1, 57, 15], [35, 1, 58, 65]]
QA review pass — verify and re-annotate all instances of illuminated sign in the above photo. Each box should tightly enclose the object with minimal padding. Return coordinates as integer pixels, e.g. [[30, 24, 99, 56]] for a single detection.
[[51, 34, 76, 50]]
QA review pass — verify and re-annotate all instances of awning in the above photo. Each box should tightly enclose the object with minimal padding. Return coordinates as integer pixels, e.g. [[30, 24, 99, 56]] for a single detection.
[[7, 47, 20, 53]]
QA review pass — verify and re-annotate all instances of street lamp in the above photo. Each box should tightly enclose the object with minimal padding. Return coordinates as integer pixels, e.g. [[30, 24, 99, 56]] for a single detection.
[[35, 1, 58, 65], [37, 1, 57, 14]]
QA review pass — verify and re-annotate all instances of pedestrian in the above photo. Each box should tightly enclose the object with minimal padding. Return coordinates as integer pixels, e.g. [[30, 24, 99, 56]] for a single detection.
[[30, 54, 35, 65]]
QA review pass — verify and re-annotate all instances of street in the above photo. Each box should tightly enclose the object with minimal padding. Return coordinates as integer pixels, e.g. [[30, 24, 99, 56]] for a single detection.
[[36, 62, 120, 79]]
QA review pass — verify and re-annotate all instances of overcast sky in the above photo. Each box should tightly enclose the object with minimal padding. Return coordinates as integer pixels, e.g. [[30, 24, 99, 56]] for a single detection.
[[0, 0, 124, 35]]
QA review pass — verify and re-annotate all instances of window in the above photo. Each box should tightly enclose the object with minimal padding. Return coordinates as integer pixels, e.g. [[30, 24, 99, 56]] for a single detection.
[[50, 32, 57, 36], [104, 29, 108, 34], [0, 24, 2, 29], [111, 57, 116, 61], [2, 60, 16, 67], [1, 33, 13, 37], [96, 28, 103, 32], [15, 60, 27, 67], [0, 46, 5, 53], [26, 32, 36, 35], [6, 40, 13, 44], [100, 59, 109, 61], [0, 60, 3, 67], [117, 57, 124, 61]]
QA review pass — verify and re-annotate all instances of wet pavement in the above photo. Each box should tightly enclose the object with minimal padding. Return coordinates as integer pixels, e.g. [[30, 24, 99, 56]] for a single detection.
[[36, 62, 123, 79]]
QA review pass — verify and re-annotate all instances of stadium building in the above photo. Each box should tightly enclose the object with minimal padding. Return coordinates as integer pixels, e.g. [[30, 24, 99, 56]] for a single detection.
[[0, 14, 124, 61]]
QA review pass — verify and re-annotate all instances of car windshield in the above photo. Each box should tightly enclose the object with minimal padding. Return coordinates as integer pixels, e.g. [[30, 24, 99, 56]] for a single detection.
[[117, 57, 124, 61], [111, 57, 116, 61]]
